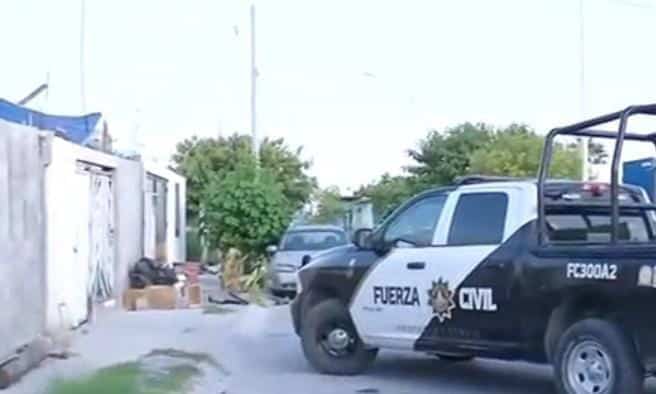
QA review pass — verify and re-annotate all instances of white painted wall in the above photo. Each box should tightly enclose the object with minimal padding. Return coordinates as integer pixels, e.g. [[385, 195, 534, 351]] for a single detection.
[[143, 162, 187, 264], [114, 159, 143, 301]]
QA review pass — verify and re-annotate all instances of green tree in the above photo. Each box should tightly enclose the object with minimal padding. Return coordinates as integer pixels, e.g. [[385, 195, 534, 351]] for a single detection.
[[356, 174, 419, 222], [199, 164, 293, 262], [588, 140, 608, 165], [311, 187, 346, 224], [468, 125, 582, 179], [359, 123, 584, 221], [172, 134, 316, 217], [406, 123, 494, 186]]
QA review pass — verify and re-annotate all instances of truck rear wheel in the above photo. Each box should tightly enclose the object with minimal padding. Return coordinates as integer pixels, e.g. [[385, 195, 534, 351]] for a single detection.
[[300, 299, 377, 375], [553, 318, 643, 394]]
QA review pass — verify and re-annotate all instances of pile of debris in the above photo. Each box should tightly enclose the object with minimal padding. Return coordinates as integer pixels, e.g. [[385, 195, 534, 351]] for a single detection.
[[124, 258, 180, 311], [129, 258, 177, 289]]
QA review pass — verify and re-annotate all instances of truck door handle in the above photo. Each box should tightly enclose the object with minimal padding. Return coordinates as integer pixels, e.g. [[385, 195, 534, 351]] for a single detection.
[[406, 262, 426, 270], [485, 259, 507, 270]]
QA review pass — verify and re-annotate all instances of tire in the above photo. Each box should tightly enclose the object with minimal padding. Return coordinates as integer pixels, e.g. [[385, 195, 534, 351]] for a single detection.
[[270, 289, 285, 298], [300, 299, 378, 375], [553, 318, 643, 394], [270, 289, 296, 300]]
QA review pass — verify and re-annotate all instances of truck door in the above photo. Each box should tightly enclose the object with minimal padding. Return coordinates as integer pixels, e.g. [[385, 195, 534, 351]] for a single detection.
[[413, 188, 526, 354], [349, 192, 449, 350], [350, 186, 528, 352]]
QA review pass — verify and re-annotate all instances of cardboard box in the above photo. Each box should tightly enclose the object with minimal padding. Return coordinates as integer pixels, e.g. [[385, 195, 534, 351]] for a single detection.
[[123, 289, 147, 311], [184, 262, 201, 284], [145, 285, 177, 310], [187, 284, 201, 306]]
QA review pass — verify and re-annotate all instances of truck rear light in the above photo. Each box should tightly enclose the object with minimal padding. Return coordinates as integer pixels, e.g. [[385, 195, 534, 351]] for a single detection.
[[582, 182, 608, 197]]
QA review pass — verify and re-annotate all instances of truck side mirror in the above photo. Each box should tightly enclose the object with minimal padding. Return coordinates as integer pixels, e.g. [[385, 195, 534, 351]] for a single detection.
[[266, 245, 278, 255], [353, 228, 373, 249]]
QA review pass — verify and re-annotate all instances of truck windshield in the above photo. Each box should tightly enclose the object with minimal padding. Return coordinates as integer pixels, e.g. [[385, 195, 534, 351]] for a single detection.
[[546, 212, 652, 243], [280, 231, 347, 251]]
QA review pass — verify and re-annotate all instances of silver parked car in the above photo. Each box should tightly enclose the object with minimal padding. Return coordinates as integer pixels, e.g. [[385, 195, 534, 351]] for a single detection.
[[267, 225, 348, 298]]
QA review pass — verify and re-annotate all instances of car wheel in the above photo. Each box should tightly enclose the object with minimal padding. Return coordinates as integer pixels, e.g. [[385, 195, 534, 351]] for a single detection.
[[554, 318, 643, 394], [300, 299, 378, 375], [270, 289, 296, 300]]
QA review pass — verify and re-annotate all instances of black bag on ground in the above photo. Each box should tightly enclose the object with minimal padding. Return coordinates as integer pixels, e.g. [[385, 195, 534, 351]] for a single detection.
[[129, 257, 177, 288], [129, 272, 150, 289]]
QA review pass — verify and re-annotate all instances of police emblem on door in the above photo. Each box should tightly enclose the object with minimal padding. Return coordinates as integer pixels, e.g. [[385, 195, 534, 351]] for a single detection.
[[428, 277, 456, 323]]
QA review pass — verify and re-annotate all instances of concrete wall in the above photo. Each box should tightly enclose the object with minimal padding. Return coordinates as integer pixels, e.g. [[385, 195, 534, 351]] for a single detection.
[[144, 163, 187, 264], [0, 121, 147, 359], [0, 120, 47, 361], [45, 136, 143, 331]]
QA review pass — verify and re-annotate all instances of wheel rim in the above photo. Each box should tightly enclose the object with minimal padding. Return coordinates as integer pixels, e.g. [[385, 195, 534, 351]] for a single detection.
[[566, 340, 613, 394], [318, 324, 356, 357], [327, 328, 350, 350]]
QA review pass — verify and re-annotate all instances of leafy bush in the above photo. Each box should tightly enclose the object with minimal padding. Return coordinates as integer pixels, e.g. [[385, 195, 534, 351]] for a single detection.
[[199, 164, 293, 270]]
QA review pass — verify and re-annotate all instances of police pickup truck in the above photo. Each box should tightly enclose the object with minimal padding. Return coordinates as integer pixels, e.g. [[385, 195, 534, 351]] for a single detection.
[[291, 105, 656, 394]]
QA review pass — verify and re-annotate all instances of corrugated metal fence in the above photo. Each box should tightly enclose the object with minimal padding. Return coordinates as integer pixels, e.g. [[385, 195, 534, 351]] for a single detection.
[[0, 120, 47, 361]]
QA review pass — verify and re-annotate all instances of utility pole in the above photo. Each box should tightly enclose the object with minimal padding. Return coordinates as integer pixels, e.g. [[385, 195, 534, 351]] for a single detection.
[[579, 0, 589, 181], [250, 4, 259, 165], [80, 0, 87, 113]]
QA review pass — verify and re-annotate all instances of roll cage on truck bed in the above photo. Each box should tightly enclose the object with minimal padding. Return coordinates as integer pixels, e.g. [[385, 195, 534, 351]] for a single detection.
[[291, 104, 656, 394], [538, 104, 656, 245]]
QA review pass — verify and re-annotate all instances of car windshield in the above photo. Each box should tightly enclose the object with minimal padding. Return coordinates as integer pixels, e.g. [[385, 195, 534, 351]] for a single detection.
[[280, 230, 347, 251]]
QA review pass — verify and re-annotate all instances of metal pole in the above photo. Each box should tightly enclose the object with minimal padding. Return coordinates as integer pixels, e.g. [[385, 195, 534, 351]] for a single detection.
[[17, 84, 49, 106], [611, 108, 633, 243], [80, 0, 87, 113], [45, 72, 50, 109], [579, 0, 589, 180], [537, 129, 557, 245], [250, 4, 258, 165]]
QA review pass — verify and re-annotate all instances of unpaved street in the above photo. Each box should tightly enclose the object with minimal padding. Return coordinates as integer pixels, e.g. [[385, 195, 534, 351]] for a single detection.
[[8, 305, 656, 394]]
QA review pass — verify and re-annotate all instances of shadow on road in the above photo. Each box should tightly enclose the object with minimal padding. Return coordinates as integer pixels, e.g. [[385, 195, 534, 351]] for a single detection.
[[229, 307, 656, 394], [369, 353, 656, 394], [368, 354, 555, 394]]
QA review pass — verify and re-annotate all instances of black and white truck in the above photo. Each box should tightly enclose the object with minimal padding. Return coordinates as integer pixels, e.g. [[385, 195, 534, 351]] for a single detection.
[[291, 105, 656, 394]]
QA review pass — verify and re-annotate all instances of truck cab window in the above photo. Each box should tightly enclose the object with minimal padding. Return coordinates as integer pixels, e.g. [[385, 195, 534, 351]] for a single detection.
[[383, 195, 446, 246], [448, 193, 508, 246]]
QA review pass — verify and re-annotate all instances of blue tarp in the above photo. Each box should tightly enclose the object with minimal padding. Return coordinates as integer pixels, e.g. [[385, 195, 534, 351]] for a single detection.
[[0, 98, 101, 144]]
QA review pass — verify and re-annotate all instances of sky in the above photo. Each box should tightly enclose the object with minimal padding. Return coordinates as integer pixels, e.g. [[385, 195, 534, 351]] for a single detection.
[[2, 0, 656, 190]]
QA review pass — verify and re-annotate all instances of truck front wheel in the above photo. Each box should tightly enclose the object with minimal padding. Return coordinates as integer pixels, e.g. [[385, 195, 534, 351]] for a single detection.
[[554, 318, 643, 394], [300, 299, 377, 375]]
